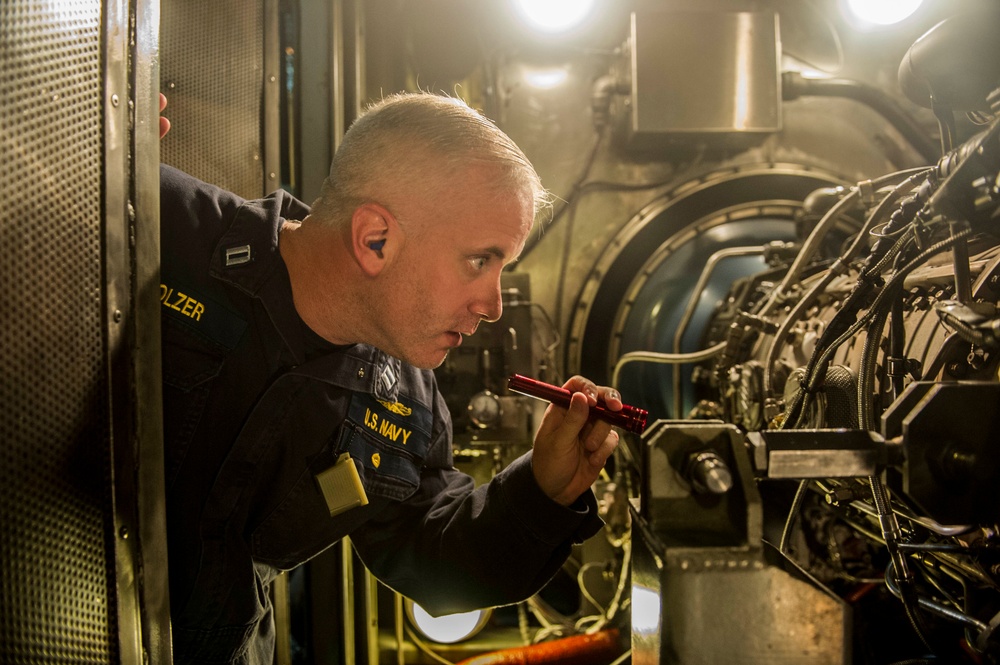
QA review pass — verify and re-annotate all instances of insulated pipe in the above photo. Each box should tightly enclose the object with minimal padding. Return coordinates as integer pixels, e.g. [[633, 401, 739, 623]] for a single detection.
[[782, 71, 940, 164], [455, 629, 622, 665]]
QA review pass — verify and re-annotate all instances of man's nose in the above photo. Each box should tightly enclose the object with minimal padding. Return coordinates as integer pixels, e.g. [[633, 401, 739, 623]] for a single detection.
[[473, 280, 503, 323]]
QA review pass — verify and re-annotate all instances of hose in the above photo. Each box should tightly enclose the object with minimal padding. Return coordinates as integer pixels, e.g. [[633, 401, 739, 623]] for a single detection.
[[453, 629, 622, 665], [779, 479, 811, 556], [761, 169, 932, 400], [885, 561, 988, 634], [788, 223, 968, 428], [872, 485, 933, 657], [759, 167, 930, 320]]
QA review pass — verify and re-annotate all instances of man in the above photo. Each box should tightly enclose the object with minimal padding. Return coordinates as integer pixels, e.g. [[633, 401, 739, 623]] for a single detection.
[[159, 92, 621, 664]]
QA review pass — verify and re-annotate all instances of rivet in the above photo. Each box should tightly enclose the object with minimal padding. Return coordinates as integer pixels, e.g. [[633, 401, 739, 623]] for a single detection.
[[113, 309, 122, 323], [357, 368, 365, 379], [111, 94, 119, 107], [119, 526, 129, 539]]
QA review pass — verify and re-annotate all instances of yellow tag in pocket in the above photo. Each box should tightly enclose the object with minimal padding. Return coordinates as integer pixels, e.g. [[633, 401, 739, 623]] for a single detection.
[[315, 453, 369, 517]]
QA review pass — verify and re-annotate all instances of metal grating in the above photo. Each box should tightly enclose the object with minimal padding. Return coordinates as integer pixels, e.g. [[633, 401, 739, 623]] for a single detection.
[[0, 0, 116, 662], [160, 0, 266, 199]]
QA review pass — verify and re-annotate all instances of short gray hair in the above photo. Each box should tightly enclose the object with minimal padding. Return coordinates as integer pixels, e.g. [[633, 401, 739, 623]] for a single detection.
[[310, 92, 548, 227]]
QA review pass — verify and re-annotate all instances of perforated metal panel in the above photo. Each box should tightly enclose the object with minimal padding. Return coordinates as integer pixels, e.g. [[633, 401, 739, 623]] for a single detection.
[[160, 0, 267, 198], [0, 0, 116, 662]]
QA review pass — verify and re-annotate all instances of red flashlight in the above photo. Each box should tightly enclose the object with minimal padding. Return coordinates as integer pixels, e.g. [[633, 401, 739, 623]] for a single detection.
[[507, 374, 648, 434]]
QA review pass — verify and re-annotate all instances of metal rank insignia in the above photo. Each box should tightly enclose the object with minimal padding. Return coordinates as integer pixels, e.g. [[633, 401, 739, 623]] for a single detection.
[[314, 453, 369, 517]]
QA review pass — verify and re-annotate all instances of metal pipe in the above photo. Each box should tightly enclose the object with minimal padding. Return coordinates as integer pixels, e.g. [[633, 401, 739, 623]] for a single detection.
[[846, 497, 975, 538], [394, 592, 405, 665], [951, 220, 973, 303], [331, 0, 345, 148], [611, 342, 727, 391], [341, 538, 356, 663], [885, 563, 988, 632], [782, 72, 939, 164], [672, 246, 764, 418]]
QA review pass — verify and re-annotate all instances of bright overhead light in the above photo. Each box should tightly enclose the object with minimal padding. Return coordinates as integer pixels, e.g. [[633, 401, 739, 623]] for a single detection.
[[523, 66, 570, 90], [406, 601, 492, 644], [512, 0, 596, 33], [844, 0, 923, 26]]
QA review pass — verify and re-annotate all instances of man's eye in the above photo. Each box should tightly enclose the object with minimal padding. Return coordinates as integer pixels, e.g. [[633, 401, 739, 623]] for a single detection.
[[470, 257, 488, 270]]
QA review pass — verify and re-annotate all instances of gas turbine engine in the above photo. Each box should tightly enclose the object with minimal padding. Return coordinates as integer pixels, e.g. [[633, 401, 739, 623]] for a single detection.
[[628, 9, 1000, 665]]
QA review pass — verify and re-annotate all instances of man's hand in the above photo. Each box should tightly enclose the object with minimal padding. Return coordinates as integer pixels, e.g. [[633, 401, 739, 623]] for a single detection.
[[531, 375, 621, 506], [159, 93, 171, 139]]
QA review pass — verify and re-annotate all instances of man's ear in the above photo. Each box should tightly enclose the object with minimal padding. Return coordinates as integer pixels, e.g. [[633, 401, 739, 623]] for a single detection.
[[351, 203, 395, 276]]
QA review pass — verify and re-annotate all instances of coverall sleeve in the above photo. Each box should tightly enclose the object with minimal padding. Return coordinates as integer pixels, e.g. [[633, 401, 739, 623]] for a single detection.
[[347, 392, 604, 615]]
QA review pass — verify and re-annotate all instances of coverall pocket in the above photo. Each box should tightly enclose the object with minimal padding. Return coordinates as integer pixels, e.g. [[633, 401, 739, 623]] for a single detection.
[[248, 424, 399, 568], [336, 422, 425, 501], [161, 324, 225, 487]]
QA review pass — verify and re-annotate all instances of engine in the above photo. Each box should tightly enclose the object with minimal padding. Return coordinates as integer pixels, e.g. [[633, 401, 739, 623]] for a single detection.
[[621, 10, 1000, 665]]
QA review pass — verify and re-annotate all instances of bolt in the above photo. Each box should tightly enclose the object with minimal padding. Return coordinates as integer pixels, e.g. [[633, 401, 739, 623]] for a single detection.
[[825, 487, 859, 505]]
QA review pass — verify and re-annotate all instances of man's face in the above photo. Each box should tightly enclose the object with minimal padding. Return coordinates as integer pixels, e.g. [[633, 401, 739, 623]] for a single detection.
[[375, 166, 534, 369]]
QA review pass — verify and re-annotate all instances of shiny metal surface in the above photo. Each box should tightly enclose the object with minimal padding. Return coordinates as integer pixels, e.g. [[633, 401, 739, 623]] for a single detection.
[[104, 0, 146, 658], [160, 0, 269, 198], [1, 1, 113, 661], [2, 0, 169, 661], [628, 11, 781, 146], [634, 421, 849, 664], [131, 0, 174, 657], [633, 540, 850, 665]]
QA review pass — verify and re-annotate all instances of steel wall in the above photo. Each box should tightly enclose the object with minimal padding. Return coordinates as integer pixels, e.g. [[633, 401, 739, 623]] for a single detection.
[[0, 0, 169, 662]]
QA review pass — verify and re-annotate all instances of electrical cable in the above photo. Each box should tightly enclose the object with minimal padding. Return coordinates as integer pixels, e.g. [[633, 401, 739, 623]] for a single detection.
[[779, 479, 812, 556], [582, 537, 631, 635], [575, 561, 609, 615], [857, 226, 972, 428], [548, 129, 606, 338], [759, 167, 931, 319], [762, 169, 932, 400], [885, 561, 989, 633], [788, 223, 968, 429]]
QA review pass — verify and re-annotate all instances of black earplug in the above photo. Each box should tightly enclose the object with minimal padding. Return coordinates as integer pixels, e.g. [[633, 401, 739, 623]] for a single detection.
[[369, 239, 385, 258]]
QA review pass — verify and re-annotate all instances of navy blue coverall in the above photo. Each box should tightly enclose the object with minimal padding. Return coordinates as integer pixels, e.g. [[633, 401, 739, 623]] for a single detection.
[[158, 165, 603, 664]]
